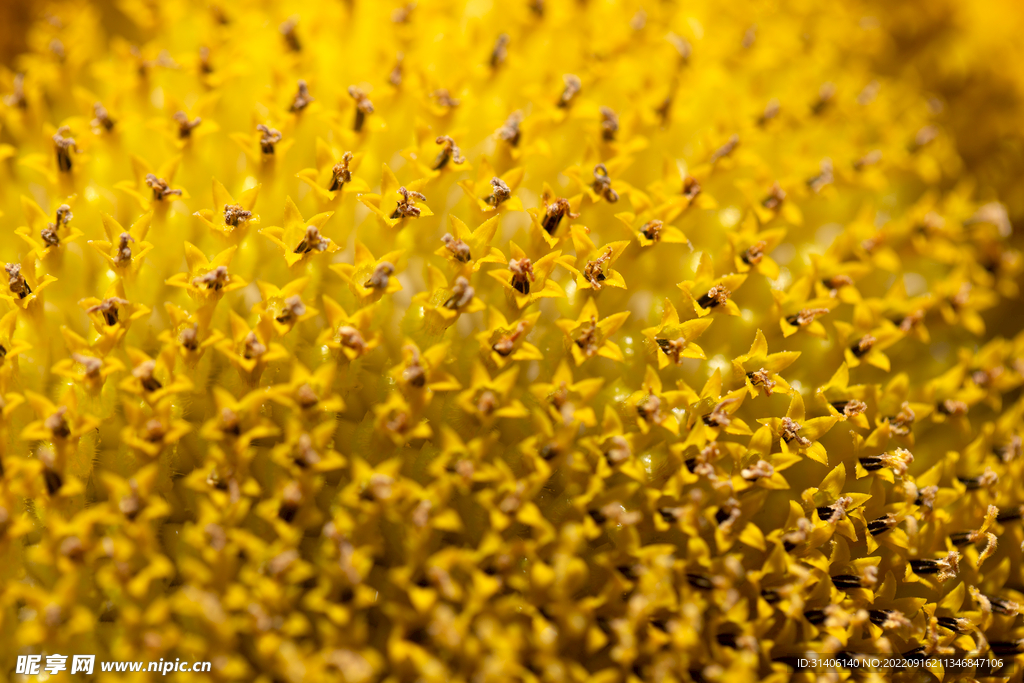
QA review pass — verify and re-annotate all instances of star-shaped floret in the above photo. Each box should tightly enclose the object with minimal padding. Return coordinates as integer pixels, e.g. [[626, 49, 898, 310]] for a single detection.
[[642, 299, 714, 369], [260, 197, 336, 268], [192, 178, 261, 239], [295, 138, 370, 203], [358, 164, 433, 228], [555, 298, 630, 365]]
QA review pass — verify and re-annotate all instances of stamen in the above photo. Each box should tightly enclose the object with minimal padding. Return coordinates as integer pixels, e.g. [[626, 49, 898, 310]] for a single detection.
[[441, 233, 471, 262], [806, 158, 834, 192], [541, 197, 579, 235], [641, 220, 663, 241], [87, 297, 130, 326], [6, 263, 31, 298], [682, 176, 701, 200], [276, 296, 306, 323], [811, 82, 836, 115], [485, 177, 511, 207], [145, 174, 182, 200], [132, 360, 163, 392], [431, 89, 460, 110], [348, 86, 374, 132], [508, 258, 534, 295], [741, 240, 766, 266], [389, 53, 404, 87], [710, 134, 739, 163], [53, 126, 78, 172], [257, 124, 283, 155], [748, 368, 775, 395], [364, 263, 395, 290], [497, 111, 522, 146], [224, 204, 252, 227], [173, 111, 202, 139], [329, 152, 354, 191], [762, 183, 785, 210], [192, 266, 230, 291], [337, 326, 367, 355], [584, 248, 613, 289], [490, 34, 510, 69], [697, 285, 730, 309], [780, 417, 810, 446], [443, 276, 475, 310], [433, 135, 466, 170], [390, 187, 426, 219], [785, 308, 829, 326], [592, 164, 618, 202], [756, 99, 780, 126], [557, 74, 582, 108], [492, 321, 527, 356], [293, 226, 331, 254], [600, 107, 619, 141], [113, 233, 134, 267], [279, 18, 301, 52], [850, 335, 876, 358], [242, 332, 266, 360], [92, 102, 115, 132], [289, 80, 314, 113], [575, 316, 599, 356]]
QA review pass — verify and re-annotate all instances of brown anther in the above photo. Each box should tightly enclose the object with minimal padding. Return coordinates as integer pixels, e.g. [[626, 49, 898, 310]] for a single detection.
[[71, 353, 103, 378], [441, 233, 471, 262], [710, 134, 739, 163], [295, 383, 319, 409], [682, 175, 701, 200], [667, 33, 692, 64], [742, 24, 757, 49], [431, 89, 460, 109], [592, 164, 619, 202], [741, 460, 774, 482], [45, 407, 70, 438], [529, 0, 544, 17], [748, 368, 775, 395], [178, 324, 199, 351], [242, 332, 266, 360], [173, 111, 202, 139], [279, 18, 301, 52], [786, 307, 829, 327], [757, 99, 780, 126], [119, 481, 142, 519], [389, 53, 404, 87], [824, 274, 853, 292], [347, 86, 374, 132], [275, 295, 306, 323], [87, 297, 129, 326], [857, 81, 880, 105], [199, 46, 213, 74], [557, 74, 582, 108], [113, 233, 134, 267], [605, 436, 631, 465], [224, 204, 252, 227], [59, 536, 84, 562], [256, 124, 282, 155], [703, 398, 737, 427], [192, 265, 229, 291], [541, 197, 579, 235], [390, 186, 425, 219], [492, 321, 527, 356], [909, 125, 938, 152], [890, 401, 915, 436], [657, 338, 689, 364], [145, 174, 182, 201], [485, 177, 512, 207], [219, 408, 239, 436], [385, 411, 410, 435], [329, 152, 354, 192], [697, 284, 730, 309], [497, 111, 522, 146], [6, 263, 30, 298], [433, 135, 465, 170], [641, 220, 664, 241], [600, 106, 619, 141], [807, 158, 834, 193], [780, 417, 811, 446], [938, 399, 968, 416], [364, 262, 395, 290], [898, 309, 924, 332], [92, 102, 115, 132], [444, 276, 475, 310], [851, 334, 876, 358], [490, 34, 510, 69], [762, 183, 786, 210], [40, 226, 60, 247], [337, 326, 366, 355], [476, 390, 497, 417], [741, 240, 766, 266], [838, 399, 866, 418], [132, 360, 162, 392], [637, 394, 663, 423], [289, 80, 314, 113], [295, 433, 320, 466], [391, 2, 415, 23], [4, 74, 26, 109], [853, 149, 882, 170], [811, 82, 836, 115], [293, 225, 331, 254], [403, 346, 425, 387], [508, 257, 535, 294], [53, 126, 78, 173], [575, 316, 600, 357], [584, 248, 613, 289]]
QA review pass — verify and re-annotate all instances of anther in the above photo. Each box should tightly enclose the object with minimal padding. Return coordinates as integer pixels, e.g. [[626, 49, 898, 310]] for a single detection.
[[806, 159, 834, 193], [485, 177, 512, 207], [604, 436, 630, 465], [811, 83, 835, 115], [431, 89, 460, 110], [256, 124, 282, 155], [390, 187, 426, 219], [490, 34, 510, 68], [497, 111, 522, 147], [441, 233, 471, 262], [592, 164, 618, 202], [113, 233, 134, 266], [492, 321, 527, 356], [145, 174, 182, 201], [132, 360, 163, 392], [294, 226, 331, 254], [403, 346, 425, 387], [279, 18, 301, 52], [364, 262, 395, 290], [541, 197, 579, 235], [4, 74, 26, 109], [192, 266, 229, 291], [668, 34, 692, 65], [697, 285, 730, 309], [178, 324, 199, 351], [702, 398, 737, 427], [757, 99, 780, 126], [391, 2, 415, 23], [909, 125, 938, 153], [508, 258, 534, 295], [433, 135, 465, 170], [199, 46, 213, 74], [741, 460, 774, 481], [867, 515, 897, 536], [289, 80, 314, 113], [762, 183, 785, 210], [173, 111, 202, 139], [741, 241, 766, 266], [600, 107, 619, 141], [584, 248, 613, 289], [389, 53, 404, 87], [6, 264, 31, 298], [53, 127, 78, 172], [851, 335, 875, 358], [641, 220, 663, 241], [45, 408, 70, 439], [329, 152, 354, 191], [786, 308, 829, 326], [637, 394, 663, 423], [748, 368, 775, 395], [337, 326, 366, 355], [87, 297, 129, 326], [443, 277, 474, 310], [575, 316, 599, 357], [780, 417, 810, 446], [853, 150, 882, 170], [710, 134, 739, 163], [92, 102, 115, 132], [224, 204, 252, 227], [682, 176, 701, 200], [242, 332, 266, 360], [557, 74, 582, 108], [276, 295, 306, 323], [831, 399, 866, 418], [348, 86, 374, 132], [937, 399, 968, 416]]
